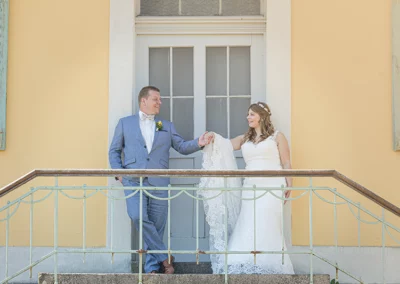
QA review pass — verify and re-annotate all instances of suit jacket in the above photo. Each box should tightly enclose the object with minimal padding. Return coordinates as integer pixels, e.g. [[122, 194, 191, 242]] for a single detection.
[[108, 113, 201, 186]]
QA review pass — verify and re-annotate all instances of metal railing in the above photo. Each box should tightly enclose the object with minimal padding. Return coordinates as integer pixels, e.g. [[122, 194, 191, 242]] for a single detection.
[[1, 169, 400, 284]]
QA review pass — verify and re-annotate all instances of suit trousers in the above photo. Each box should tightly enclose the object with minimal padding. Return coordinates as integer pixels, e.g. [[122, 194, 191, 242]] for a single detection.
[[123, 178, 168, 273]]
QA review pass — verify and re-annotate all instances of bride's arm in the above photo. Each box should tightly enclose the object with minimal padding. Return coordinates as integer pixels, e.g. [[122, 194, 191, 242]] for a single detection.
[[276, 132, 292, 202], [230, 135, 244, 151]]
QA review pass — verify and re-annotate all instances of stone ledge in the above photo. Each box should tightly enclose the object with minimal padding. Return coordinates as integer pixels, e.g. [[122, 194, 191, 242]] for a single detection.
[[132, 261, 214, 274], [39, 273, 330, 284]]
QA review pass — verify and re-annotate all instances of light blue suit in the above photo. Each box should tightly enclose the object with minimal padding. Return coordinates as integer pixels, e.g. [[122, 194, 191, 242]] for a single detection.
[[109, 113, 201, 272]]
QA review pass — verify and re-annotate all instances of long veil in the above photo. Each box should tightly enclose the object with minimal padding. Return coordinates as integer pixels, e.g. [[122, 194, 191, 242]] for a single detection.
[[198, 133, 242, 274]]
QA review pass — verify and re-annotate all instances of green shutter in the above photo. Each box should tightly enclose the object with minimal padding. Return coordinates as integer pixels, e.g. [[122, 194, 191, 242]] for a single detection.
[[0, 0, 9, 150]]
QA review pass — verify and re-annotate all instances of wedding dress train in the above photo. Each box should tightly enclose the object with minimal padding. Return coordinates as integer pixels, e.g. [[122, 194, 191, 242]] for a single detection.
[[199, 132, 294, 274]]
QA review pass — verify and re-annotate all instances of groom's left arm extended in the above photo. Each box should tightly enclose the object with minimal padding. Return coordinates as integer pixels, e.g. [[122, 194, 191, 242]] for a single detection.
[[170, 122, 206, 155]]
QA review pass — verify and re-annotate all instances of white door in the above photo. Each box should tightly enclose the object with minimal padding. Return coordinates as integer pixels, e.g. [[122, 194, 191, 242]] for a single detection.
[[135, 34, 265, 262]]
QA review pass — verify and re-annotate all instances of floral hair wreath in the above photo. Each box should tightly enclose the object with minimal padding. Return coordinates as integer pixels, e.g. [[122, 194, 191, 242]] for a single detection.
[[258, 103, 271, 115]]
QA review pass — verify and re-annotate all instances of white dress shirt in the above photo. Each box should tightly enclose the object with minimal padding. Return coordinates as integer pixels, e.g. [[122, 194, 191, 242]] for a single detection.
[[139, 111, 155, 154]]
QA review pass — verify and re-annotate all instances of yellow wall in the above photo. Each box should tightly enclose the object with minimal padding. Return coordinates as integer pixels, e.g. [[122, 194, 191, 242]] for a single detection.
[[0, 0, 110, 247], [292, 0, 400, 246]]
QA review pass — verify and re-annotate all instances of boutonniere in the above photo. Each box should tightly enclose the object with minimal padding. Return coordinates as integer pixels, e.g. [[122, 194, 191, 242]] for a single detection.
[[156, 121, 163, 131]]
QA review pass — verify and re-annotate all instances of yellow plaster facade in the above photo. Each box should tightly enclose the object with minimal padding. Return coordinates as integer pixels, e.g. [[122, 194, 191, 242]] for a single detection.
[[292, 0, 400, 246], [0, 0, 110, 246]]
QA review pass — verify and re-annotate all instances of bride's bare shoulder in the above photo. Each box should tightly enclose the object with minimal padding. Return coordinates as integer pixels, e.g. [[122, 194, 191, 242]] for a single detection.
[[231, 135, 245, 143]]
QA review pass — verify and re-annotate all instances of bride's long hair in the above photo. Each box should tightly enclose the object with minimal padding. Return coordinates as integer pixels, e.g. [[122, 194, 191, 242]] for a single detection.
[[243, 102, 275, 144]]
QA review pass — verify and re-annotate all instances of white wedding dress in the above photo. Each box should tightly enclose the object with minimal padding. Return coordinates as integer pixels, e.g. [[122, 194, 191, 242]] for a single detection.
[[199, 132, 294, 275]]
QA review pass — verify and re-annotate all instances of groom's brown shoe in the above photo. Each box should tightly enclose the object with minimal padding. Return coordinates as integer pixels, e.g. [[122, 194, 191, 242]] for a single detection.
[[161, 256, 175, 274]]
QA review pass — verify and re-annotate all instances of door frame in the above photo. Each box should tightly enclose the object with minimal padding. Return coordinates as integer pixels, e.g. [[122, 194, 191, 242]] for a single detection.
[[107, 0, 292, 267]]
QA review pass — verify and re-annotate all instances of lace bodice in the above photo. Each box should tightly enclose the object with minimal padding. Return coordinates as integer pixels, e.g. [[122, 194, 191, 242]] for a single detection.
[[241, 131, 282, 171]]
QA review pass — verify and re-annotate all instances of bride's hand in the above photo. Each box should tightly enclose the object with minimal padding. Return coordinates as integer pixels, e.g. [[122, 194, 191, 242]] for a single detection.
[[204, 132, 215, 144], [284, 190, 291, 204]]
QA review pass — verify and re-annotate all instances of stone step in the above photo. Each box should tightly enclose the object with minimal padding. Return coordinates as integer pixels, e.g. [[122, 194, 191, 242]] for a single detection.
[[132, 261, 213, 274], [39, 273, 331, 284]]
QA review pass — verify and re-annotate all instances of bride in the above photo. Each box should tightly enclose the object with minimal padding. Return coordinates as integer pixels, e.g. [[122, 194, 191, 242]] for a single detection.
[[199, 102, 294, 275]]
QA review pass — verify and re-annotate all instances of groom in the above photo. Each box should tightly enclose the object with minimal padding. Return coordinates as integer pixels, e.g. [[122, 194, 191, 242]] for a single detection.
[[109, 86, 210, 274]]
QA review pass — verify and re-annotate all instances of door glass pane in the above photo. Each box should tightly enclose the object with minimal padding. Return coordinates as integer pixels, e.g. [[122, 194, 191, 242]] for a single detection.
[[150, 47, 194, 139], [149, 48, 170, 96], [206, 46, 252, 138], [173, 48, 193, 97], [206, 98, 227, 138], [159, 98, 170, 121], [140, 0, 178, 16], [230, 97, 251, 138], [230, 47, 251, 96], [181, 0, 219, 16], [173, 98, 194, 140], [140, 0, 260, 16], [206, 47, 227, 96], [222, 0, 260, 16]]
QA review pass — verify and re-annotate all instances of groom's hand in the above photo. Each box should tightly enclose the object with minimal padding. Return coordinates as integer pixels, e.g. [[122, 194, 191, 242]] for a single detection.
[[198, 131, 209, 147], [199, 131, 214, 147]]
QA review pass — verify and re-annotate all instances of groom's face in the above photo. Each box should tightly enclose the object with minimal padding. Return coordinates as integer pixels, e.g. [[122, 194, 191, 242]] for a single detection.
[[141, 90, 162, 115]]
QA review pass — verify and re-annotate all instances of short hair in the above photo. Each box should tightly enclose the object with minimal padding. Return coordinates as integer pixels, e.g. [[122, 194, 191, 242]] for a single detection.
[[138, 86, 160, 104]]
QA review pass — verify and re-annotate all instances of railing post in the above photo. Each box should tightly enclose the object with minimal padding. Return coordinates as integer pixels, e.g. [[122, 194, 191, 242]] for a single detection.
[[83, 185, 87, 263], [381, 208, 386, 284], [110, 186, 114, 264], [253, 184, 257, 265], [5, 201, 10, 283], [168, 184, 171, 264], [29, 188, 34, 278], [196, 187, 199, 264], [357, 202, 361, 248], [138, 177, 143, 284], [281, 185, 285, 265], [54, 178, 59, 284], [309, 178, 313, 284], [224, 178, 229, 284], [333, 188, 339, 283]]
